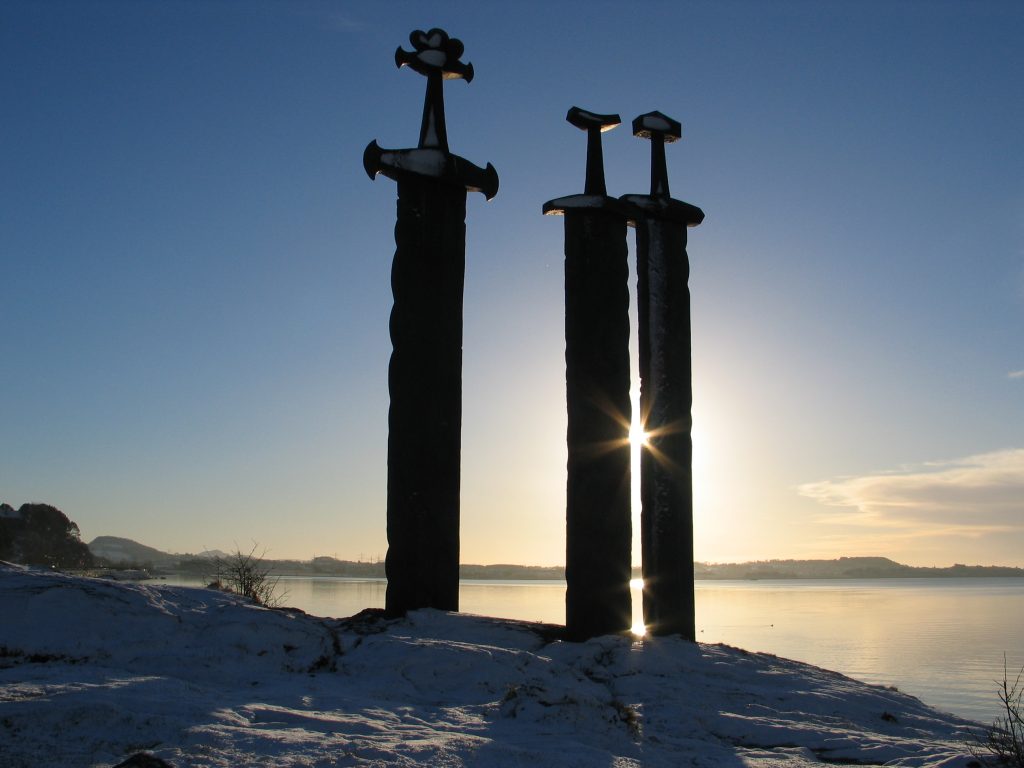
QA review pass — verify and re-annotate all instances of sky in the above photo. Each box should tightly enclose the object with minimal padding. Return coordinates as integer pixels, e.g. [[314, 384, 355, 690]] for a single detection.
[[2, 0, 1023, 567]]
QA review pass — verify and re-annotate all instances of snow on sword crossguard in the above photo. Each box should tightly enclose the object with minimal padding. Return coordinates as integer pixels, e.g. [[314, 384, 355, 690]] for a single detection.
[[364, 28, 499, 200]]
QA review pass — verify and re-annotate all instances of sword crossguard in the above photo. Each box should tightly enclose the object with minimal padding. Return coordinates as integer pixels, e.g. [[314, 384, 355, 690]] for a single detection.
[[567, 107, 620, 197], [632, 111, 682, 199], [363, 141, 499, 200]]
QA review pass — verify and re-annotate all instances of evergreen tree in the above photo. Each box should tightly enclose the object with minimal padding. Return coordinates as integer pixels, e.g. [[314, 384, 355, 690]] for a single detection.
[[0, 503, 95, 569]]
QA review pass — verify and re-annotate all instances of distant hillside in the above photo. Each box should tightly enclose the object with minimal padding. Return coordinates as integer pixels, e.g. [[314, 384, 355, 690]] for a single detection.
[[694, 556, 1024, 580], [88, 537, 228, 568], [89, 536, 180, 566], [460, 563, 565, 580]]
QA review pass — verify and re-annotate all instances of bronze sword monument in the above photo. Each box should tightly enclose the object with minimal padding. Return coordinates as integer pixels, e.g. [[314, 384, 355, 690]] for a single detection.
[[364, 28, 498, 617], [544, 108, 633, 641], [622, 111, 704, 639]]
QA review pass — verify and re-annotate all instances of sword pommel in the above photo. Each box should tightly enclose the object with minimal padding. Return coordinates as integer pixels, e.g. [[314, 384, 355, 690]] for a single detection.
[[567, 107, 620, 133], [632, 111, 681, 143], [395, 28, 474, 82]]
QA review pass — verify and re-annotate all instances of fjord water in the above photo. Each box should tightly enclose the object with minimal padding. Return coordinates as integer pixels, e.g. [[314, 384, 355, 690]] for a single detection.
[[692, 578, 1024, 726], [164, 575, 1023, 724]]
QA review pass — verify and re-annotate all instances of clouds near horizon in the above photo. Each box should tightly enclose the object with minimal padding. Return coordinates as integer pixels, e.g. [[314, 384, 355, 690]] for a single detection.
[[799, 449, 1024, 541]]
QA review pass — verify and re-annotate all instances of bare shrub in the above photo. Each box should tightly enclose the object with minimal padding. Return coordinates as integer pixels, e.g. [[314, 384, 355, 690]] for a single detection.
[[969, 658, 1024, 767], [212, 543, 284, 608]]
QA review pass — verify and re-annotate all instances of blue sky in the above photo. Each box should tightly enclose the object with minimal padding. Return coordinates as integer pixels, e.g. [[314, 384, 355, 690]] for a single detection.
[[2, 0, 1022, 566]]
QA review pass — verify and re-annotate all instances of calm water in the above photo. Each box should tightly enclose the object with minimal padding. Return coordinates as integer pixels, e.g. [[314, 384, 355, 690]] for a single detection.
[[159, 575, 1023, 724]]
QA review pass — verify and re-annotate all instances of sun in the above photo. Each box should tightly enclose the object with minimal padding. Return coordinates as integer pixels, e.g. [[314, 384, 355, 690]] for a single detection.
[[629, 422, 649, 447]]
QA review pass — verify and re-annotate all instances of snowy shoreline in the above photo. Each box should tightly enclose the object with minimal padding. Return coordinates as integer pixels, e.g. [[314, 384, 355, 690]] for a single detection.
[[1, 563, 981, 767]]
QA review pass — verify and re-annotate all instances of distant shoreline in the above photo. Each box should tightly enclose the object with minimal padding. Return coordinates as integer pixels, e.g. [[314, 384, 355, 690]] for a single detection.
[[77, 544, 1024, 585], [85, 537, 1024, 581], [151, 567, 1024, 582]]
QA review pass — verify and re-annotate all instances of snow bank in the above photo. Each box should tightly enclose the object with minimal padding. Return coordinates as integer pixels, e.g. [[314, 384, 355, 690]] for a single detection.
[[0, 563, 981, 767]]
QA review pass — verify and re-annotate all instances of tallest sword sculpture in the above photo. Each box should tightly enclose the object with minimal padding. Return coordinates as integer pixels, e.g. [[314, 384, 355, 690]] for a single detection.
[[364, 28, 498, 617]]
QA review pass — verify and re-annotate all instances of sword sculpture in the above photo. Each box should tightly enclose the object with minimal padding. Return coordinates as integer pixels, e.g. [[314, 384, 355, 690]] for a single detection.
[[544, 108, 633, 641], [364, 28, 498, 617], [621, 112, 704, 639]]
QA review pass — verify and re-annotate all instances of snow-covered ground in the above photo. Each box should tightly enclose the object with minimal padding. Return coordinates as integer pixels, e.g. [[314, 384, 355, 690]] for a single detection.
[[0, 562, 983, 767]]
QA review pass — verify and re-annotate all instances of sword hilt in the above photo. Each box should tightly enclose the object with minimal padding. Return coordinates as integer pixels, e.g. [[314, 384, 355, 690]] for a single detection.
[[567, 107, 620, 197], [632, 111, 682, 199], [395, 28, 474, 153], [367, 28, 498, 198]]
